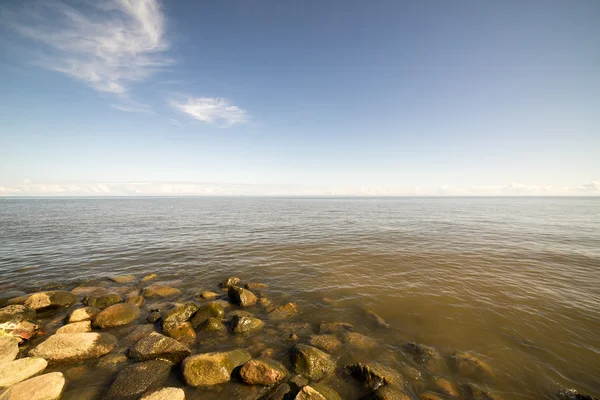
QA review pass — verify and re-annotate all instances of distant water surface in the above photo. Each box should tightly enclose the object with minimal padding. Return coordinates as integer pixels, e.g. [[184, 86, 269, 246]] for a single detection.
[[0, 197, 599, 399]]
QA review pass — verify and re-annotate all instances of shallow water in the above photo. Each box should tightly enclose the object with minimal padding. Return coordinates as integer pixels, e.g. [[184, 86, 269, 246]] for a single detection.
[[0, 197, 599, 399]]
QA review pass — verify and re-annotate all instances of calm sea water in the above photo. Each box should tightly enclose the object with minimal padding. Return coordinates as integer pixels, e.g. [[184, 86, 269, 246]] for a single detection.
[[0, 197, 599, 399]]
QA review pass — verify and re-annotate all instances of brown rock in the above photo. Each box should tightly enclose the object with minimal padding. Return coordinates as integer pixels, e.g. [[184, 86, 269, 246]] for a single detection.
[[230, 315, 264, 334], [452, 352, 493, 380], [56, 321, 91, 334], [105, 360, 171, 400], [129, 332, 191, 365], [83, 293, 123, 309], [290, 344, 335, 381], [67, 307, 99, 323], [0, 372, 65, 400], [110, 275, 136, 283], [164, 321, 196, 344], [228, 286, 257, 307], [269, 303, 298, 321], [341, 332, 377, 350], [308, 335, 342, 353], [0, 336, 19, 363], [220, 277, 241, 288], [245, 283, 268, 291], [29, 332, 117, 362], [8, 291, 75, 311], [142, 285, 182, 299], [126, 295, 144, 307], [93, 303, 140, 328], [318, 322, 353, 334], [181, 349, 251, 386], [240, 358, 288, 385], [345, 362, 400, 389], [196, 291, 219, 300], [140, 273, 158, 283]]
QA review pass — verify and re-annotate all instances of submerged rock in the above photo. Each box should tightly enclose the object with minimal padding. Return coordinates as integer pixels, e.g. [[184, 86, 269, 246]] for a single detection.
[[240, 358, 288, 385], [148, 311, 161, 323], [0, 372, 65, 400], [363, 309, 390, 329], [162, 302, 198, 331], [199, 317, 226, 332], [8, 291, 75, 311], [557, 389, 599, 400], [421, 392, 444, 400], [110, 275, 136, 283], [142, 285, 182, 299], [231, 315, 265, 334], [451, 352, 493, 380], [0, 291, 27, 307], [105, 360, 171, 400], [97, 353, 128, 369], [278, 322, 312, 335], [67, 307, 99, 323], [308, 335, 342, 353], [269, 303, 298, 321], [196, 291, 219, 300], [262, 383, 292, 400], [181, 349, 251, 386], [0, 336, 19, 363], [296, 384, 341, 400], [140, 273, 158, 283], [369, 386, 412, 400], [318, 322, 353, 334], [345, 362, 400, 389], [0, 305, 36, 324], [228, 286, 258, 307], [140, 388, 186, 400], [125, 295, 144, 307], [341, 332, 377, 350], [129, 332, 191, 365], [83, 293, 123, 309], [220, 277, 241, 288], [402, 342, 439, 363], [290, 344, 335, 381], [56, 320, 91, 334], [93, 303, 140, 329], [0, 357, 48, 388], [29, 332, 117, 362], [432, 378, 459, 397], [245, 283, 268, 291], [190, 302, 225, 328], [164, 322, 196, 343], [460, 384, 503, 400]]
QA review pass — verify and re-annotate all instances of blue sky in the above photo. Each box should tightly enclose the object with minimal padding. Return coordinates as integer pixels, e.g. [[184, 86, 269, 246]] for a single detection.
[[0, 0, 598, 196]]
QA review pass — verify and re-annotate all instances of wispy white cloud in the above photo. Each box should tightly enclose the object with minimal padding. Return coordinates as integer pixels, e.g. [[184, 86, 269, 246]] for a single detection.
[[8, 0, 171, 96], [0, 181, 598, 197], [170, 97, 249, 127]]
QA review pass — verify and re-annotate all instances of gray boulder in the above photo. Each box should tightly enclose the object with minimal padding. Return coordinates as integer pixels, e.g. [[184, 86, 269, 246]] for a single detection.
[[0, 336, 19, 363], [182, 349, 251, 386], [129, 332, 191, 365], [105, 360, 171, 400], [290, 344, 335, 381], [0, 372, 65, 400], [29, 332, 117, 362]]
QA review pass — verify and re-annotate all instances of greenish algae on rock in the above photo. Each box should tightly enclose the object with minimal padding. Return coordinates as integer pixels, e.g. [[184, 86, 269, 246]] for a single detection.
[[181, 349, 251, 386]]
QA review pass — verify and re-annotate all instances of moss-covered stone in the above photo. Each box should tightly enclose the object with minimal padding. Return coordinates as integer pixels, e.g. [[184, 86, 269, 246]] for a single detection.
[[230, 315, 264, 334], [83, 293, 123, 309], [345, 362, 400, 389], [240, 358, 287, 385], [269, 303, 298, 321], [290, 344, 335, 381], [162, 302, 198, 331], [189, 302, 224, 329], [93, 303, 140, 329], [181, 349, 251, 386], [228, 286, 257, 307]]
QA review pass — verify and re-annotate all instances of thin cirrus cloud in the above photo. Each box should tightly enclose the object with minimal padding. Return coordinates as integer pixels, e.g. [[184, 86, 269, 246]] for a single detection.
[[10, 0, 171, 96], [170, 97, 249, 127]]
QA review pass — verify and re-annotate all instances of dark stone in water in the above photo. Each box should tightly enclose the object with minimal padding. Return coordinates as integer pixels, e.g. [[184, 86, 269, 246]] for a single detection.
[[368, 386, 412, 400], [401, 342, 438, 362], [228, 286, 258, 307], [83, 293, 123, 309], [129, 332, 191, 365], [318, 322, 353, 334], [260, 383, 292, 400], [289, 344, 335, 381], [240, 357, 288, 385], [0, 291, 27, 307], [345, 362, 400, 389], [189, 302, 225, 329], [220, 277, 241, 288], [105, 360, 171, 400], [162, 302, 198, 331], [460, 383, 503, 400], [230, 315, 265, 334], [147, 311, 161, 323], [557, 389, 599, 400]]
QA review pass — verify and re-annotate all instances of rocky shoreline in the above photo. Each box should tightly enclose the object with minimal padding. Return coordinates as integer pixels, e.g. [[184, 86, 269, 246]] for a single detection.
[[0, 275, 596, 400]]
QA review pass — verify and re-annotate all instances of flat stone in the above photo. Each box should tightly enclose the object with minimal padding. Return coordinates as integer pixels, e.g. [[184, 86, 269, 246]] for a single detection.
[[318, 322, 353, 334], [142, 285, 182, 299], [0, 336, 19, 363], [56, 321, 91, 334], [105, 360, 171, 400], [182, 349, 251, 387], [227, 286, 257, 307], [196, 291, 219, 300], [129, 332, 191, 365], [0, 357, 48, 388], [308, 335, 342, 353], [230, 315, 264, 334], [83, 293, 123, 309], [245, 283, 268, 291], [67, 307, 100, 323], [140, 388, 186, 400], [140, 273, 158, 282], [29, 332, 117, 362], [93, 303, 140, 329], [290, 344, 335, 381], [269, 303, 298, 321], [110, 275, 136, 283], [8, 291, 75, 311], [164, 322, 196, 344], [341, 332, 377, 350], [0, 372, 65, 400], [0, 291, 27, 307], [240, 358, 287, 385], [97, 353, 128, 369]]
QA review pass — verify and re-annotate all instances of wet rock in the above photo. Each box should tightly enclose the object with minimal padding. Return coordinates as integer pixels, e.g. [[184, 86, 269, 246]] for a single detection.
[[290, 344, 335, 381], [460, 384, 503, 400], [105, 360, 171, 400], [369, 386, 412, 400], [130, 332, 191, 365], [97, 353, 128, 369], [93, 303, 140, 329], [259, 296, 276, 312], [140, 273, 158, 283], [71, 286, 107, 296], [148, 311, 161, 323], [432, 378, 459, 397], [83, 293, 123, 309], [287, 333, 300, 342], [363, 309, 390, 329], [199, 317, 226, 332], [8, 291, 75, 311], [110, 275, 136, 283], [318, 322, 353, 334], [262, 383, 292, 400], [341, 332, 377, 350], [0, 305, 36, 324], [245, 283, 268, 291], [451, 352, 493, 380], [125, 295, 144, 307], [289, 374, 309, 390], [0, 336, 19, 363], [229, 310, 255, 318], [421, 392, 444, 400], [0, 372, 65, 400], [190, 302, 225, 328], [240, 358, 288, 385], [0, 291, 27, 307], [196, 291, 219, 300], [67, 307, 100, 323], [182, 349, 251, 386], [228, 286, 258, 307], [0, 319, 40, 343], [308, 335, 342, 353], [0, 357, 48, 388], [557, 389, 599, 400], [345, 362, 400, 389], [162, 302, 198, 331], [402, 343, 439, 363], [164, 322, 196, 344], [140, 388, 186, 400], [29, 332, 117, 362], [122, 324, 156, 344], [231, 315, 265, 334], [142, 285, 182, 299], [296, 384, 341, 400], [278, 322, 312, 335], [269, 303, 298, 321], [62, 386, 103, 400], [220, 277, 241, 288], [56, 320, 91, 334]]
